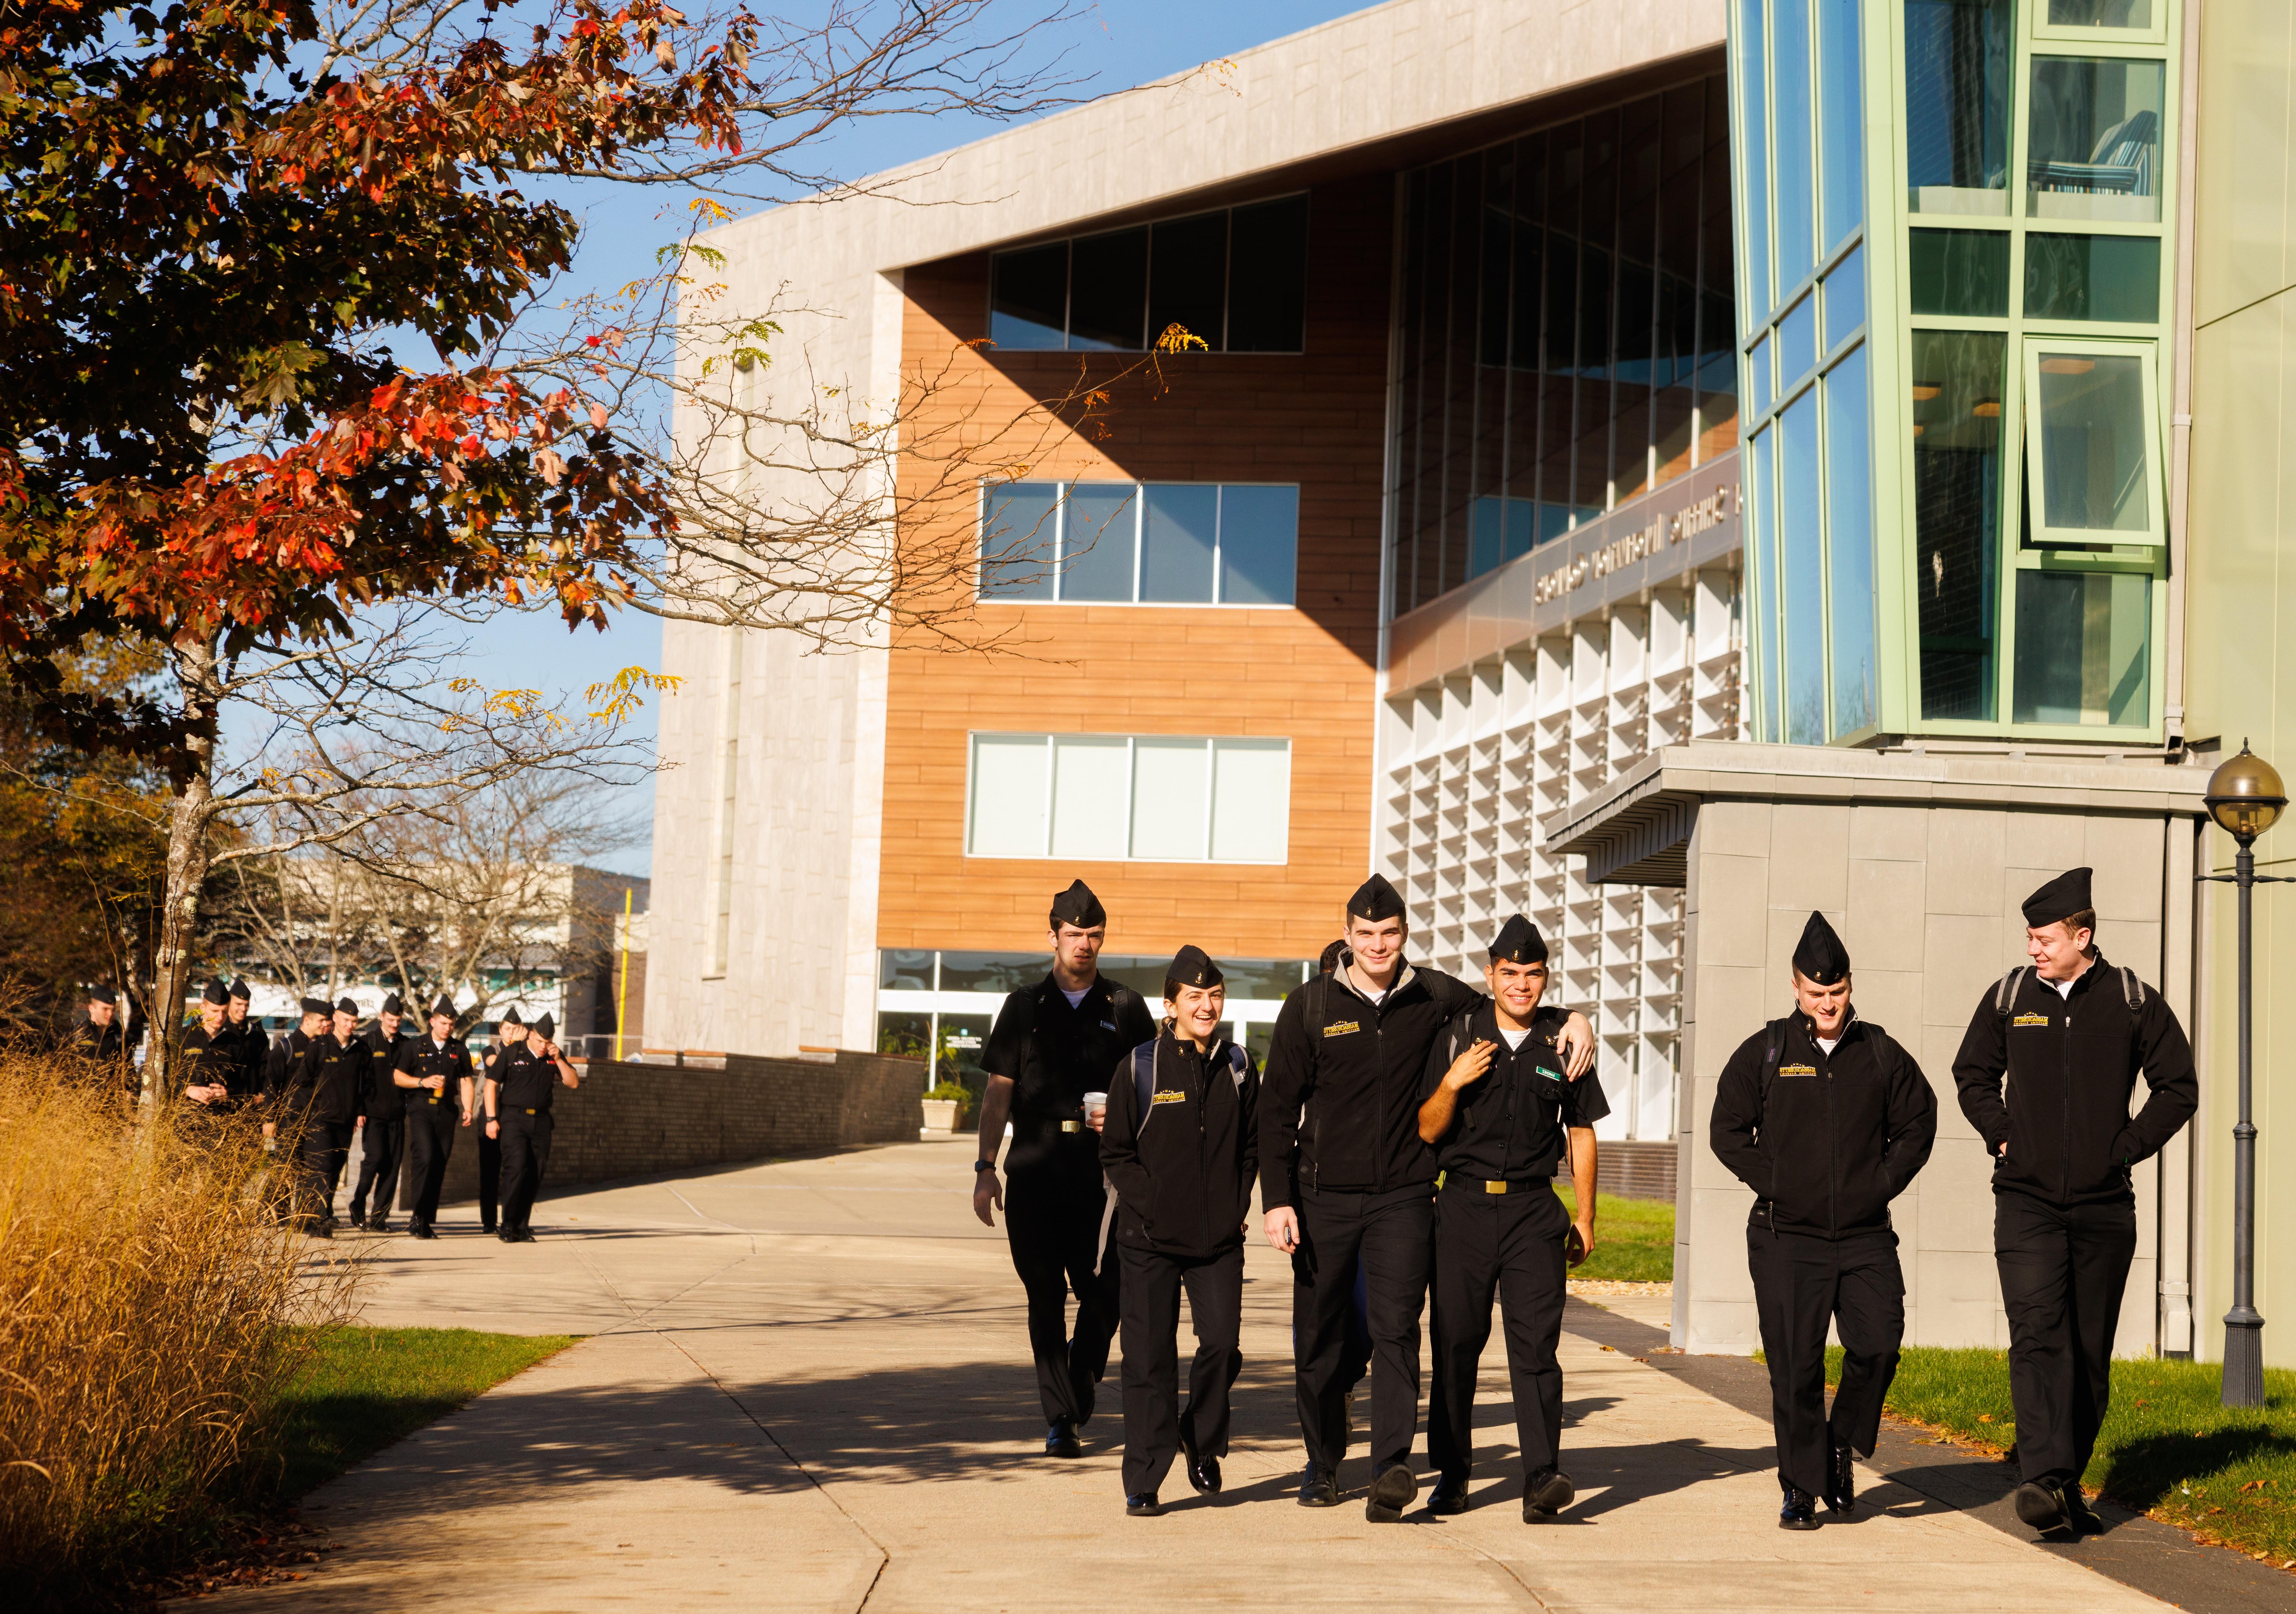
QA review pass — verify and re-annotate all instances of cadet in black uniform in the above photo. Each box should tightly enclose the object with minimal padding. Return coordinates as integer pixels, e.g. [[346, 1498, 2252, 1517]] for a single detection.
[[1418, 915, 1606, 1522], [973, 880, 1158, 1457], [1260, 875, 1594, 1520], [222, 979, 266, 1104], [65, 984, 141, 1103], [281, 997, 367, 1236], [485, 1010, 581, 1242], [1098, 946, 1258, 1517], [178, 979, 241, 1115], [1711, 912, 1937, 1528], [395, 996, 475, 1239], [263, 997, 330, 1147], [1953, 868, 2196, 1537], [476, 1007, 528, 1234], [349, 993, 411, 1231]]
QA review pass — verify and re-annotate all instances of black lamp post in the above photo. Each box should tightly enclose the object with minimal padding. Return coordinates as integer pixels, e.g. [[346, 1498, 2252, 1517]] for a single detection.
[[2202, 740, 2288, 1408]]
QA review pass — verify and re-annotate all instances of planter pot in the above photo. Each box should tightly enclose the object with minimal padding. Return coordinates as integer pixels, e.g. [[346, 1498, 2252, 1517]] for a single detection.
[[921, 1098, 962, 1135]]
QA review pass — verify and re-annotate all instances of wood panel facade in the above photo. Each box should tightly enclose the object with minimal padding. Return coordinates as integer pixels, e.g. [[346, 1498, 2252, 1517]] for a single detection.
[[877, 175, 1397, 962]]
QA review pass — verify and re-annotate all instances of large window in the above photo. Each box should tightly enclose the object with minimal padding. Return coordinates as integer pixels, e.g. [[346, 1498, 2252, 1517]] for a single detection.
[[988, 195, 1309, 354], [965, 733, 1291, 864], [1911, 331, 2005, 721], [1905, 0, 2013, 216], [978, 481, 1299, 605], [1387, 74, 1735, 613]]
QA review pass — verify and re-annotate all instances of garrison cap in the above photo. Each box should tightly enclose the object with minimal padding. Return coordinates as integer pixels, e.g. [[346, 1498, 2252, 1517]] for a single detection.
[[1488, 914, 1549, 966], [1317, 938, 1348, 975], [1791, 911, 1851, 986], [335, 996, 358, 1016], [2022, 867, 2094, 929], [380, 992, 404, 1017], [1165, 945, 1224, 991], [202, 979, 232, 1007], [88, 984, 117, 1006], [532, 1012, 556, 1042], [298, 996, 331, 1017], [497, 1005, 524, 1028], [429, 995, 458, 1021], [1345, 873, 1407, 922], [228, 978, 252, 1001], [1048, 879, 1107, 931]]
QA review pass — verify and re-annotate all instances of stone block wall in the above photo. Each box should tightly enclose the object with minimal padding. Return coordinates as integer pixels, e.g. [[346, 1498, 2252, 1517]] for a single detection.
[[398, 1049, 927, 1212]]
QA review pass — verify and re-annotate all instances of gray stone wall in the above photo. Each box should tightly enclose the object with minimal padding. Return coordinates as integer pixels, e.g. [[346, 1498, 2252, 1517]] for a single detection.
[[397, 1050, 927, 1211]]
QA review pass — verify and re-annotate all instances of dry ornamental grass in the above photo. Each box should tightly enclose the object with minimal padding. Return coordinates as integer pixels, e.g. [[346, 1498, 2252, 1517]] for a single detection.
[[0, 1056, 355, 1603]]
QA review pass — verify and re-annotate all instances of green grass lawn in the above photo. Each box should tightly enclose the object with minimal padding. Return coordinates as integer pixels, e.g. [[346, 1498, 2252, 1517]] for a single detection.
[[1556, 1185, 1674, 1282], [1829, 1346, 2296, 1566], [263, 1326, 576, 1500]]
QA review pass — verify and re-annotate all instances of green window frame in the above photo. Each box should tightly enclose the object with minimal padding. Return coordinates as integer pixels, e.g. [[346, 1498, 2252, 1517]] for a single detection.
[[2029, 0, 2168, 48], [2018, 336, 2164, 552]]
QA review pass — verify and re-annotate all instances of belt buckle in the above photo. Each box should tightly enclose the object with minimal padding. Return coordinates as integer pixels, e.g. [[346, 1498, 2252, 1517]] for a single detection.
[[1485, 1178, 1507, 1195], [1060, 1119, 1081, 1133], [525, 1108, 536, 1116]]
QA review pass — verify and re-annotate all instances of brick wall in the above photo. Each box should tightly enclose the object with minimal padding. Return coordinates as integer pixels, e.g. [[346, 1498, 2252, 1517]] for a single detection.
[[400, 1050, 927, 1210]]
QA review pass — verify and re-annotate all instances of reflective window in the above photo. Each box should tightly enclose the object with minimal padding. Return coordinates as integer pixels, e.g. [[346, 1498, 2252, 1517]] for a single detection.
[[2023, 233, 2162, 321], [987, 196, 1308, 353], [1750, 332, 1774, 417], [1216, 485, 1302, 606], [1822, 244, 1866, 351], [965, 734, 1293, 862], [1753, 427, 1783, 740], [978, 482, 1058, 600], [2028, 350, 2151, 536], [1772, 0, 1817, 290], [1779, 294, 1818, 390], [1739, 0, 1772, 315], [1817, 0, 1865, 251], [1825, 345, 1876, 737], [1911, 331, 2004, 720], [878, 950, 935, 991], [1908, 228, 2011, 315], [2026, 58, 2164, 222], [2048, 0, 2152, 22], [1141, 484, 1217, 603], [1905, 0, 2012, 215], [1779, 390, 1826, 744], [1061, 483, 1138, 600], [2012, 570, 2150, 725], [979, 482, 1298, 605]]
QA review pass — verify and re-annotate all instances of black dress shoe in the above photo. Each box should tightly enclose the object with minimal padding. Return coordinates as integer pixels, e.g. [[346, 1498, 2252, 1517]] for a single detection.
[[480, 1222, 498, 1235], [1045, 1418, 1082, 1458], [410, 1222, 437, 1240], [1296, 1463, 1340, 1507], [2014, 1479, 2070, 1534], [369, 1218, 392, 1234], [1365, 1464, 1416, 1523], [512, 1227, 537, 1243], [1185, 1451, 1221, 1495], [498, 1230, 517, 1243], [2064, 1485, 2104, 1535], [1823, 1442, 1856, 1515], [1427, 1477, 1469, 1516], [1125, 1492, 1164, 1517], [1523, 1467, 1575, 1521], [1779, 1483, 1821, 1530]]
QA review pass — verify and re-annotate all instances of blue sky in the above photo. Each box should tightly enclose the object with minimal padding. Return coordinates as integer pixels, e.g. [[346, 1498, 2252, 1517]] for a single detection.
[[458, 0, 1369, 876]]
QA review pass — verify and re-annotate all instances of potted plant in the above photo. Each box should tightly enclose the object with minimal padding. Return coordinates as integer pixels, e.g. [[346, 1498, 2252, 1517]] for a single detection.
[[921, 1081, 970, 1136]]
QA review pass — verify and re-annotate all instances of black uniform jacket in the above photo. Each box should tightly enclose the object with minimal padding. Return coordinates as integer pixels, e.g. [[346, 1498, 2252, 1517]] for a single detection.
[[1711, 1010, 1938, 1238], [219, 1017, 268, 1096], [1952, 951, 2197, 1207], [178, 1024, 231, 1104], [395, 1036, 472, 1114], [488, 1042, 563, 1115], [286, 1032, 367, 1127], [1098, 1027, 1259, 1259], [65, 1016, 126, 1069], [265, 1029, 312, 1102], [981, 973, 1157, 1177], [362, 1024, 410, 1121], [1420, 1004, 1608, 1183], [1258, 960, 1481, 1209]]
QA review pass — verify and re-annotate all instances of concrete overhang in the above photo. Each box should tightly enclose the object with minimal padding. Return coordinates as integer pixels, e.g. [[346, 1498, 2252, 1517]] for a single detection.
[[1543, 742, 2216, 887]]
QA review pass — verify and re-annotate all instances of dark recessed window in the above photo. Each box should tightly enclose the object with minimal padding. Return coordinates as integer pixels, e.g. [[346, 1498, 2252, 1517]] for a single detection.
[[986, 194, 1309, 354], [1909, 228, 2011, 316], [2023, 232, 2161, 322]]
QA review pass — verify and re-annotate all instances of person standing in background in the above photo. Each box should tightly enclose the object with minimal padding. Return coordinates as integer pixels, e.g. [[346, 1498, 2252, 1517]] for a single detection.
[[477, 1006, 525, 1235], [486, 1010, 581, 1242], [349, 993, 412, 1231], [396, 996, 474, 1240], [282, 996, 367, 1237]]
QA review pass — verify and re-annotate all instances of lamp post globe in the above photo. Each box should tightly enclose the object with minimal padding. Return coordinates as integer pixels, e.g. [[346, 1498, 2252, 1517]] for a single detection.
[[2210, 740, 2282, 1408], [2206, 742, 2288, 844]]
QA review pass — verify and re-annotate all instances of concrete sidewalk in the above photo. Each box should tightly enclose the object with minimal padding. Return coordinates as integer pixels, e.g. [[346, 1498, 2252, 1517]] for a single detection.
[[203, 1141, 2212, 1612]]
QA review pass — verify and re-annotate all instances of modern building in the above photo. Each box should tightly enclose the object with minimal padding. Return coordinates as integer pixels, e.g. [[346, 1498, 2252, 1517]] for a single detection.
[[655, 0, 2296, 1368]]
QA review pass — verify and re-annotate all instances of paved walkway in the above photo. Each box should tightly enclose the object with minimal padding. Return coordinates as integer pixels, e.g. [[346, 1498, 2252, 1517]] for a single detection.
[[202, 1141, 2227, 1612]]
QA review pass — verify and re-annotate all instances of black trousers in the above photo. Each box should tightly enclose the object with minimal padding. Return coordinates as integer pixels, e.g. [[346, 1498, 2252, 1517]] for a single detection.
[[1005, 1169, 1121, 1427], [1429, 1183, 1570, 1484], [477, 1128, 502, 1228], [294, 1121, 357, 1227], [403, 1100, 459, 1226], [349, 1115, 404, 1221], [1747, 1224, 1905, 1496], [499, 1113, 554, 1232], [1117, 1241, 1243, 1496], [1293, 1182, 1435, 1476], [1995, 1191, 2138, 1485]]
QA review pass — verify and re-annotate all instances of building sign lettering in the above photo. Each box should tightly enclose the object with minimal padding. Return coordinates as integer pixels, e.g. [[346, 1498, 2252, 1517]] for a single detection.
[[1533, 482, 1742, 606]]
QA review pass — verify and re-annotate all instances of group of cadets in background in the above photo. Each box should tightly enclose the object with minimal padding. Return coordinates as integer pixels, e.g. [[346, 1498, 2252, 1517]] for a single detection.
[[61, 977, 581, 1245], [973, 866, 2196, 1540]]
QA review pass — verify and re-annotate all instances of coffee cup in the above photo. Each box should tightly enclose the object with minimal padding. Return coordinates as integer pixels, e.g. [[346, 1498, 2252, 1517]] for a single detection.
[[1082, 1091, 1108, 1121]]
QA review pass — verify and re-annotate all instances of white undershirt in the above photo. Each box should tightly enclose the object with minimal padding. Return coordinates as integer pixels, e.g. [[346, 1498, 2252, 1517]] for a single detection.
[[1499, 1025, 1532, 1052], [2045, 974, 2075, 1000], [1817, 1035, 1841, 1057], [1060, 987, 1087, 1008]]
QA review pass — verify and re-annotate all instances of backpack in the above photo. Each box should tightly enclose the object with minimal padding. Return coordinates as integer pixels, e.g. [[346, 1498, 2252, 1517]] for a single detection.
[[1991, 963, 2145, 1017], [1130, 1035, 1250, 1134]]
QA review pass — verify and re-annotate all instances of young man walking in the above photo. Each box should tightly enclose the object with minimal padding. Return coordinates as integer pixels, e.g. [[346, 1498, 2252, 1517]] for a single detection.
[[1418, 915, 1606, 1522], [1711, 912, 1936, 1528], [973, 881, 1158, 1456], [395, 996, 475, 1240], [1954, 868, 2196, 1536], [485, 1010, 581, 1242], [349, 993, 411, 1231]]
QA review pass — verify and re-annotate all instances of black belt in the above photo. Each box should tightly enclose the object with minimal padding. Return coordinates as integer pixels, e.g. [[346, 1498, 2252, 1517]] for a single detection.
[[1440, 1169, 1553, 1196]]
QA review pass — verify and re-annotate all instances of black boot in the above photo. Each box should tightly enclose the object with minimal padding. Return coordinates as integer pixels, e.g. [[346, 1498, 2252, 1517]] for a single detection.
[[1823, 1442, 1856, 1516], [1045, 1417, 1082, 1458], [1779, 1482, 1821, 1530]]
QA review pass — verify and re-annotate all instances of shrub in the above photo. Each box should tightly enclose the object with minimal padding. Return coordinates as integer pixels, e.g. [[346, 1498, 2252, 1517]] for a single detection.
[[0, 1059, 353, 1605]]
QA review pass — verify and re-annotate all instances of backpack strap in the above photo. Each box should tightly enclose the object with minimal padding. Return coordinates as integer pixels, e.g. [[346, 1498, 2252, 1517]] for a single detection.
[[1131, 1040, 1158, 1134], [1994, 966, 2031, 1017], [1226, 1042, 1249, 1091], [2120, 966, 2145, 1013]]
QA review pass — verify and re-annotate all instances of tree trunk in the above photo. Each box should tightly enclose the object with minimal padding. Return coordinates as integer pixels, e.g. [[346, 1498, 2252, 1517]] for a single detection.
[[146, 634, 222, 1102]]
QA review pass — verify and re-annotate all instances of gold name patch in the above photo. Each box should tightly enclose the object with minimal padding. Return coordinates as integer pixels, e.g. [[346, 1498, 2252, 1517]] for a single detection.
[[2013, 1013, 2051, 1027], [1777, 1063, 1819, 1077], [1151, 1090, 1188, 1105], [1324, 1021, 1360, 1037]]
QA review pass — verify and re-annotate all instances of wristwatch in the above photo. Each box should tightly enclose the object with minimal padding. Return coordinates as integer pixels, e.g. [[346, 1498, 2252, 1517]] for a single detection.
[[973, 1159, 996, 1173]]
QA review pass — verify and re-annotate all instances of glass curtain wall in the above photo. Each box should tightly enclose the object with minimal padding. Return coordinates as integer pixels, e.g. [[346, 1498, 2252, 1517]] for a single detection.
[[1735, 0, 1875, 744], [1388, 74, 1736, 616]]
